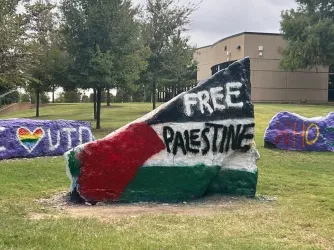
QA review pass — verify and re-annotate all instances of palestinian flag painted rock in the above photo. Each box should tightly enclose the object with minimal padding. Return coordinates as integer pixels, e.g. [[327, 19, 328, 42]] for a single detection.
[[65, 57, 260, 203]]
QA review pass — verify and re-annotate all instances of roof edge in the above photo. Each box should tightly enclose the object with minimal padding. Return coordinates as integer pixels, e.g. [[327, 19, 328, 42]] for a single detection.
[[196, 32, 282, 50]]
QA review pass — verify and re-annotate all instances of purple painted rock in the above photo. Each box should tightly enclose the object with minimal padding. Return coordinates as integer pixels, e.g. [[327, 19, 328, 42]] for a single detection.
[[264, 112, 334, 152], [0, 119, 94, 160]]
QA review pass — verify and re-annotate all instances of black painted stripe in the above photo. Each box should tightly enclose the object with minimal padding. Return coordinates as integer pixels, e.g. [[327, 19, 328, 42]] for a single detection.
[[146, 58, 253, 125]]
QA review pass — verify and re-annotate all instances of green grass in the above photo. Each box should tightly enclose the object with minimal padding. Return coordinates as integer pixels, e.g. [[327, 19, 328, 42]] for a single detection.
[[1, 103, 334, 249], [0, 103, 154, 138]]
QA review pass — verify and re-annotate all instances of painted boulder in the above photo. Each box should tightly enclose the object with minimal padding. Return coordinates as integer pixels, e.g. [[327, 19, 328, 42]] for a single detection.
[[264, 112, 334, 152], [0, 119, 94, 160], [65, 57, 260, 203]]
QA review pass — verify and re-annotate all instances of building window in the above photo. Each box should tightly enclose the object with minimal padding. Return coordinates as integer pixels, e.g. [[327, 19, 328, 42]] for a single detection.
[[211, 60, 237, 75], [224, 46, 227, 51]]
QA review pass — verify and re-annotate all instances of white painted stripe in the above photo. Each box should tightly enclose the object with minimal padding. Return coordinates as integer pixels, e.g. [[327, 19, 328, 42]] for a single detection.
[[66, 118, 259, 173], [143, 119, 259, 172]]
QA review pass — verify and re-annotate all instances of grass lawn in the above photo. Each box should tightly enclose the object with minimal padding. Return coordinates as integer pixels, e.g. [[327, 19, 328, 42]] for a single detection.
[[0, 103, 334, 250]]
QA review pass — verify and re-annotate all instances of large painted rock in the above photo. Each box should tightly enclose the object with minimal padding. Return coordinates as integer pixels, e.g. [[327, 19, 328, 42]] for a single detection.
[[65, 57, 260, 203], [0, 119, 94, 160], [264, 112, 334, 152]]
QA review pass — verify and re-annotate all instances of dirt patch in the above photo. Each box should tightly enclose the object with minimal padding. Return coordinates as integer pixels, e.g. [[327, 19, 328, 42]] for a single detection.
[[31, 192, 277, 222]]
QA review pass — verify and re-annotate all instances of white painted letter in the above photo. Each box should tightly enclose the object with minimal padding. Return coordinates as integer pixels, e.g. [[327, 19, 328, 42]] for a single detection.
[[210, 87, 226, 111], [62, 128, 77, 149], [79, 127, 93, 144], [226, 82, 244, 108], [0, 127, 6, 152], [48, 129, 61, 151], [197, 90, 213, 114], [184, 93, 198, 116]]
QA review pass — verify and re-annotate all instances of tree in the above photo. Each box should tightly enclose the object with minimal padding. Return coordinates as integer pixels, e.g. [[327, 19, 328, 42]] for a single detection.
[[160, 34, 197, 98], [280, 0, 334, 70], [55, 91, 65, 103], [61, 0, 149, 129], [140, 0, 197, 109], [20, 93, 31, 102], [24, 0, 58, 117], [0, 0, 30, 88], [81, 94, 89, 103], [64, 90, 81, 103], [47, 32, 72, 103], [0, 86, 19, 106]]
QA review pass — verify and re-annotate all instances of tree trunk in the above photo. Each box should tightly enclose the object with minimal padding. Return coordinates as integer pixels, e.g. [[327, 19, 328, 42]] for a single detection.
[[96, 87, 102, 129], [172, 84, 176, 98], [93, 88, 97, 120], [52, 84, 55, 103], [36, 87, 40, 117], [107, 88, 111, 106], [152, 79, 156, 110]]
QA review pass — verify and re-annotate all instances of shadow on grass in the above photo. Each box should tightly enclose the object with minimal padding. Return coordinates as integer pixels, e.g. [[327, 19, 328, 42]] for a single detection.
[[102, 105, 123, 109]]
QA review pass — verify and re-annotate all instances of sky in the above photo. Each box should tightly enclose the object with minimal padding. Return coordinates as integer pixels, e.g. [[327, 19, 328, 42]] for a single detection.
[[19, 0, 298, 47], [133, 0, 298, 47]]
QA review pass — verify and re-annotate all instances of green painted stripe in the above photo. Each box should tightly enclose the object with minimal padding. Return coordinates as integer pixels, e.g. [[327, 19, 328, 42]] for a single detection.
[[20, 138, 39, 143], [68, 151, 81, 178], [120, 165, 220, 202], [207, 169, 258, 197], [120, 165, 257, 202]]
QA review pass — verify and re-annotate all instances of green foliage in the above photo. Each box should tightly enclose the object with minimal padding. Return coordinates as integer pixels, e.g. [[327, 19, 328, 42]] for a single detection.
[[0, 0, 30, 87], [116, 88, 133, 102], [61, 0, 150, 91], [140, 0, 197, 107], [20, 93, 31, 103], [89, 91, 106, 103], [132, 84, 151, 102], [88, 93, 94, 103], [40, 92, 50, 103], [23, 0, 60, 116], [24, 0, 58, 91], [81, 95, 89, 103], [160, 35, 198, 97], [280, 0, 334, 69], [29, 91, 49, 104], [61, 0, 150, 128], [64, 90, 81, 103], [0, 88, 20, 105], [55, 92, 65, 103], [88, 46, 114, 89]]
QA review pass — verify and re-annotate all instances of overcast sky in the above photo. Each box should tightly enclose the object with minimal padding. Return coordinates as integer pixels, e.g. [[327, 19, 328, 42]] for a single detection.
[[19, 0, 298, 47], [133, 0, 298, 47]]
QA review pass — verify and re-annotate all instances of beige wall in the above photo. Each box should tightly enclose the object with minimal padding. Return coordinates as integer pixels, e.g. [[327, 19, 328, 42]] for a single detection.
[[195, 34, 246, 82], [210, 35, 245, 64], [195, 32, 329, 103], [251, 70, 328, 103], [244, 34, 284, 60], [194, 46, 213, 82]]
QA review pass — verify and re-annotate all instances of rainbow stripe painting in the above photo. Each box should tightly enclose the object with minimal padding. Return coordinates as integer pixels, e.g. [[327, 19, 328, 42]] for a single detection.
[[17, 127, 45, 152]]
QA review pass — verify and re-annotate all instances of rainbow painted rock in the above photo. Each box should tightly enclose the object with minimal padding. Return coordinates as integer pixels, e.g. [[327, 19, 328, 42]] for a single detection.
[[264, 112, 334, 152], [0, 119, 94, 160], [65, 57, 260, 203]]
